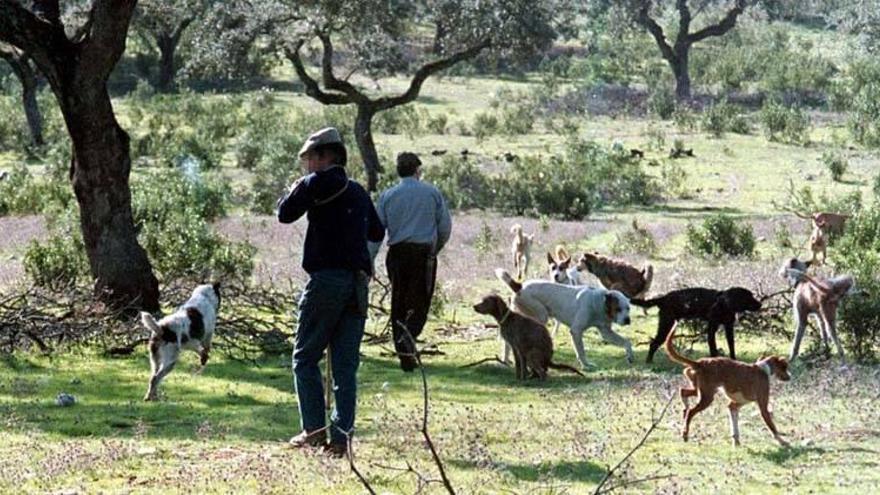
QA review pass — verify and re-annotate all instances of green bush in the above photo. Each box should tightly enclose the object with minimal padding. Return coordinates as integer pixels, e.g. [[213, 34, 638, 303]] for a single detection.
[[611, 221, 657, 256], [647, 84, 676, 120], [759, 100, 810, 144], [0, 161, 73, 217], [422, 155, 492, 210], [700, 100, 749, 137], [374, 105, 423, 137], [686, 214, 755, 258], [831, 206, 880, 361], [425, 113, 448, 134], [873, 173, 880, 200], [822, 150, 848, 182], [472, 112, 499, 141], [23, 210, 89, 289], [500, 103, 534, 135]]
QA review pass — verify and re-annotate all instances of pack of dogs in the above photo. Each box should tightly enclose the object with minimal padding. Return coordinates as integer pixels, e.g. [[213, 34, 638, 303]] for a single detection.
[[138, 210, 856, 447]]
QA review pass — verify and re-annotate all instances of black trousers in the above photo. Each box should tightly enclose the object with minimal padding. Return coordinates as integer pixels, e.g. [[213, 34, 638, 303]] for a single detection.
[[386, 242, 437, 362]]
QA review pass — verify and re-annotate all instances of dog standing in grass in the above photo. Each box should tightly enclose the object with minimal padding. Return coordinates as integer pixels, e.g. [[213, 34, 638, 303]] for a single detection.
[[665, 323, 791, 447], [510, 224, 534, 280], [140, 283, 221, 401]]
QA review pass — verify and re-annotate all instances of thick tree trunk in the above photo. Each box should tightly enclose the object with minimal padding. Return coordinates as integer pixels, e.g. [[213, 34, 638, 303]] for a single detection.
[[355, 105, 381, 191], [671, 46, 691, 101], [58, 76, 160, 311], [156, 35, 176, 92]]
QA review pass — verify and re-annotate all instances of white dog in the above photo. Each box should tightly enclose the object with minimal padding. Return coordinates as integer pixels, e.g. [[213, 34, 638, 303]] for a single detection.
[[140, 283, 221, 401], [496, 269, 633, 369]]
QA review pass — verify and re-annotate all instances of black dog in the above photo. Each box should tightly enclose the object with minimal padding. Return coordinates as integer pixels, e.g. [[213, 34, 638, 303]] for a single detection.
[[631, 287, 762, 363]]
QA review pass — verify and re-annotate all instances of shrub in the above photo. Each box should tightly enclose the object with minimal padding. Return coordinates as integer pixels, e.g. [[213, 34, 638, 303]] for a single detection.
[[660, 160, 691, 199], [822, 150, 848, 182], [686, 214, 755, 258], [874, 172, 880, 200], [700, 100, 749, 137], [500, 103, 534, 135], [374, 105, 423, 137], [831, 207, 880, 361], [611, 221, 657, 256], [0, 161, 73, 217], [421, 155, 492, 210], [647, 84, 676, 120], [425, 113, 448, 134], [759, 100, 810, 144], [23, 210, 89, 289], [847, 80, 880, 148], [472, 112, 499, 141]]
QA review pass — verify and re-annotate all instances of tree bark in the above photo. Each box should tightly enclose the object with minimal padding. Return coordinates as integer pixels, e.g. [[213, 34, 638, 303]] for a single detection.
[[354, 105, 382, 191], [156, 34, 176, 92], [59, 77, 160, 311], [1, 0, 160, 311], [671, 45, 691, 101], [0, 46, 44, 146]]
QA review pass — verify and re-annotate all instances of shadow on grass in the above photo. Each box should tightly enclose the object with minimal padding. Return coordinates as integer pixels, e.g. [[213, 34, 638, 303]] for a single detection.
[[449, 457, 607, 484], [749, 444, 828, 465]]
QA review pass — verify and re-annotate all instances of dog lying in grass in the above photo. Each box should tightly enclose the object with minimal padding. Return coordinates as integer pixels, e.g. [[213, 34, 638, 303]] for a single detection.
[[140, 283, 221, 401], [631, 286, 762, 363], [576, 251, 653, 299], [473, 294, 583, 380], [665, 323, 791, 447]]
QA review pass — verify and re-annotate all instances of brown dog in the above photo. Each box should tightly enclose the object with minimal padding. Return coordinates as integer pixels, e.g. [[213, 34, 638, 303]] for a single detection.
[[473, 294, 583, 380], [808, 224, 827, 266], [665, 323, 791, 447], [577, 251, 653, 299], [800, 212, 849, 236]]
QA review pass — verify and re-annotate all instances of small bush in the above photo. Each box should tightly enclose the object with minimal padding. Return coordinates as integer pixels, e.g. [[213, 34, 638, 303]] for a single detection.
[[701, 100, 749, 137], [673, 108, 697, 132], [822, 150, 848, 182], [611, 221, 657, 256], [647, 84, 676, 120], [760, 100, 811, 145], [0, 162, 73, 217], [500, 103, 534, 135], [374, 105, 423, 137], [23, 211, 89, 289], [660, 160, 691, 199], [832, 207, 880, 361], [686, 214, 755, 258], [472, 112, 499, 141], [425, 113, 448, 134], [873, 173, 880, 200], [422, 155, 492, 210]]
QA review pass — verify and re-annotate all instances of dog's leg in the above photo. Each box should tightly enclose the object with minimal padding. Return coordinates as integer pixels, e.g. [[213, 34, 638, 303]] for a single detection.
[[145, 355, 178, 401], [569, 327, 594, 370], [788, 305, 809, 362], [513, 347, 525, 380], [680, 386, 697, 418], [723, 322, 736, 361], [597, 324, 634, 363], [706, 321, 720, 357], [823, 312, 846, 363], [757, 396, 789, 447], [500, 337, 512, 365], [647, 316, 675, 363], [683, 393, 714, 442], [727, 402, 742, 446]]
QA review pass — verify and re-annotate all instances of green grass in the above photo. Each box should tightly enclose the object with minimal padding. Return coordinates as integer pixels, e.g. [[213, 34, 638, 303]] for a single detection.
[[1, 318, 878, 493]]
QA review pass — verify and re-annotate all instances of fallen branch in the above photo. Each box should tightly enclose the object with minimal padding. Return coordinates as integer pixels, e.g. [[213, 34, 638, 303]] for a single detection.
[[459, 356, 510, 368], [593, 392, 675, 495]]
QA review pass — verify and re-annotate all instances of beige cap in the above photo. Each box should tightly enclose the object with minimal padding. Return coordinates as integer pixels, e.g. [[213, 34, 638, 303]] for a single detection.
[[298, 127, 343, 157]]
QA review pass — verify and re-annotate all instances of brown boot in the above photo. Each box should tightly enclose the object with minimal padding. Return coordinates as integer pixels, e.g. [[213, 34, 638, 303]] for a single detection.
[[288, 429, 326, 448]]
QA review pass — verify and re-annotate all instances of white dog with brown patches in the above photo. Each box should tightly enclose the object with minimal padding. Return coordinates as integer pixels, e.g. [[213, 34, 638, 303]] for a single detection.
[[140, 283, 221, 401], [496, 269, 633, 369]]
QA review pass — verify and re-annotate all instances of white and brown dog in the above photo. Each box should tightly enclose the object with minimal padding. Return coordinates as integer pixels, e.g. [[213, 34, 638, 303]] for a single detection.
[[547, 245, 584, 286], [496, 269, 633, 369], [140, 283, 221, 401]]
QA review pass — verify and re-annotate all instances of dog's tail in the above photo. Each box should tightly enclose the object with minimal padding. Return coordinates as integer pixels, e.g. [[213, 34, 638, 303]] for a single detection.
[[554, 245, 570, 262], [548, 362, 585, 377], [140, 312, 162, 336], [628, 295, 662, 309], [665, 323, 698, 368], [640, 264, 654, 294], [495, 268, 522, 292]]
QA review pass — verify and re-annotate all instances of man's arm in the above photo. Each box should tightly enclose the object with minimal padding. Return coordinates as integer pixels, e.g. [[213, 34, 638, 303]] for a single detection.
[[276, 177, 313, 224], [435, 191, 452, 253]]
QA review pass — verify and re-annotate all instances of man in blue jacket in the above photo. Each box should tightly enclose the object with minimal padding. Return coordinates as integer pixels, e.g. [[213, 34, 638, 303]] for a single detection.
[[277, 127, 384, 457]]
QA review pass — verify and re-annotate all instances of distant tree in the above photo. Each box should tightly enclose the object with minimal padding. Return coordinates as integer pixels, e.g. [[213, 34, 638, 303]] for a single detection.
[[133, 0, 208, 91], [0, 0, 160, 310], [282, 0, 572, 190], [623, 0, 757, 100], [0, 42, 43, 146], [833, 0, 880, 53]]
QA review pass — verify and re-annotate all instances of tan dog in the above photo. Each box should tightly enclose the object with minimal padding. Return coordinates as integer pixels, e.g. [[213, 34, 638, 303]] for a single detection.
[[808, 224, 827, 266], [576, 251, 653, 299], [510, 224, 534, 280], [665, 323, 791, 447], [473, 294, 584, 379], [797, 211, 849, 236], [780, 258, 855, 362]]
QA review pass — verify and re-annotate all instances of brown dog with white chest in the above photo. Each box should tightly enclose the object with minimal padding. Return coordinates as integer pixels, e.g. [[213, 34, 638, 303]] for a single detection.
[[576, 251, 653, 299], [473, 294, 583, 380], [665, 322, 791, 447]]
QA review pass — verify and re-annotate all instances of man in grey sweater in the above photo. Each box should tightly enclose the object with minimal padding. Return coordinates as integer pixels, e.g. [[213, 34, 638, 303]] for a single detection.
[[373, 152, 452, 371]]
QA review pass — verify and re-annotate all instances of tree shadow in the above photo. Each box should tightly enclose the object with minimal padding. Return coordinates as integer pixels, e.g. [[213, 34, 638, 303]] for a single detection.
[[449, 457, 607, 484], [749, 444, 827, 465]]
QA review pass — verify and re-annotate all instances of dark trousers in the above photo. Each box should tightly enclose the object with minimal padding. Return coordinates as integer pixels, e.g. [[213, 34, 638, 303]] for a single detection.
[[293, 269, 368, 445], [386, 242, 437, 366]]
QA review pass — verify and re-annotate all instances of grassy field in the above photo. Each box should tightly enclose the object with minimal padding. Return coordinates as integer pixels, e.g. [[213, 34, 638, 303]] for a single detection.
[[2, 44, 880, 493]]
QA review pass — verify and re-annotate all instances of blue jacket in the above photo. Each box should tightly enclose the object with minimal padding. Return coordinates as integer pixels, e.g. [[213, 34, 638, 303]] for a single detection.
[[277, 166, 384, 276]]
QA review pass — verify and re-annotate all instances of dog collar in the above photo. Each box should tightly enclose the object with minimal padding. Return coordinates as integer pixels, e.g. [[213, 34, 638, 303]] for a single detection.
[[498, 309, 512, 325], [757, 361, 772, 378]]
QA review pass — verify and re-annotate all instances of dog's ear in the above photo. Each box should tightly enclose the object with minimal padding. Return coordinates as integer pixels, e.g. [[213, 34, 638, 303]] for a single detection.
[[547, 252, 556, 265], [140, 312, 162, 335], [604, 293, 619, 319]]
